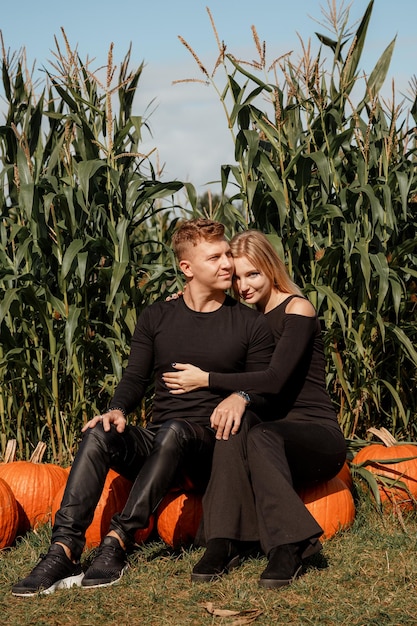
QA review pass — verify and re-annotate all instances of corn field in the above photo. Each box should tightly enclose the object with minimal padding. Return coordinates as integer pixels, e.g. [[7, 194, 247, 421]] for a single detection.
[[1, 1, 416, 463]]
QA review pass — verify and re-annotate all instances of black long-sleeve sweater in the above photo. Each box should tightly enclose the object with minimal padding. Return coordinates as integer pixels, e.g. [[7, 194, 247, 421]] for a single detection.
[[110, 295, 274, 425]]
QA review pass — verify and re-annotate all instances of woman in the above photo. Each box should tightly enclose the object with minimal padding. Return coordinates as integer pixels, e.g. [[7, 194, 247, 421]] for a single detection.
[[163, 230, 346, 588]]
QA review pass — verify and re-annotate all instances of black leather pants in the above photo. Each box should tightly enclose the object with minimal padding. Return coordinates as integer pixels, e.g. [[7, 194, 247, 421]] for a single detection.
[[52, 419, 215, 559]]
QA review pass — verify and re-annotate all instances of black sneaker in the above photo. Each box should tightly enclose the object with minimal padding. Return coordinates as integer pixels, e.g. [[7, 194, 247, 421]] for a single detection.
[[82, 536, 128, 588], [12, 544, 84, 597]]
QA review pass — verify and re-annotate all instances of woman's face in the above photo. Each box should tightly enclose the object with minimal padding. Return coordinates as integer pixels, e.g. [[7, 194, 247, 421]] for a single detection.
[[233, 255, 272, 310]]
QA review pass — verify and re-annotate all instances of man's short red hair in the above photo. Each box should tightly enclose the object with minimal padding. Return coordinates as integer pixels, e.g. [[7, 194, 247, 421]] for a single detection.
[[172, 219, 226, 261]]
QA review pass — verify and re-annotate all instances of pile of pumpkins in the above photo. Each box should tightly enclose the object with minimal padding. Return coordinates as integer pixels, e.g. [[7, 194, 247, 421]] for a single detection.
[[0, 441, 153, 550], [1, 427, 417, 552]]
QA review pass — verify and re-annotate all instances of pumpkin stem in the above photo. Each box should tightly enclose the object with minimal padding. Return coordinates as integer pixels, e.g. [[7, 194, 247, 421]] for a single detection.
[[367, 427, 397, 447], [30, 442, 47, 463], [3, 439, 17, 463]]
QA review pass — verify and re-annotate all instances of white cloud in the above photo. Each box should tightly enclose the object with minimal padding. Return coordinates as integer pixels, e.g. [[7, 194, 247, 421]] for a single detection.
[[136, 61, 236, 194]]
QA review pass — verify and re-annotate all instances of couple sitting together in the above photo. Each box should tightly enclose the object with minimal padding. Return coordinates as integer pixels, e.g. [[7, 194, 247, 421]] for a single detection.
[[12, 218, 346, 596]]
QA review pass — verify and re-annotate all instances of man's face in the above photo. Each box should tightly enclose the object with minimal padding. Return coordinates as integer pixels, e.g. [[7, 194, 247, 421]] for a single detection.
[[180, 238, 234, 292]]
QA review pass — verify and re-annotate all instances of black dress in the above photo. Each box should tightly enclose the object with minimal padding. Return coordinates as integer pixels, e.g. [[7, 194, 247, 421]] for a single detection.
[[201, 296, 347, 557]]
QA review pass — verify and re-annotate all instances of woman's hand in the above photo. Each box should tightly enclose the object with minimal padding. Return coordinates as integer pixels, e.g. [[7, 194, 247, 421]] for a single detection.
[[210, 394, 247, 440], [162, 363, 209, 393], [165, 290, 184, 302], [82, 409, 127, 434]]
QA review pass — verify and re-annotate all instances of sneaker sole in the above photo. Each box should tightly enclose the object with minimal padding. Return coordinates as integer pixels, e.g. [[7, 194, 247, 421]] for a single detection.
[[81, 565, 129, 589], [12, 572, 85, 597]]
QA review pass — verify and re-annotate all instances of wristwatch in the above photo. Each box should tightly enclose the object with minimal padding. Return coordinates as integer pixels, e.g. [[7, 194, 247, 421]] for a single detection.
[[233, 390, 251, 405]]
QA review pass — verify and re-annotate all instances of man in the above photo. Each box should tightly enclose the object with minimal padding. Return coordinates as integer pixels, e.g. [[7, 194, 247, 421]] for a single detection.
[[12, 218, 274, 596]]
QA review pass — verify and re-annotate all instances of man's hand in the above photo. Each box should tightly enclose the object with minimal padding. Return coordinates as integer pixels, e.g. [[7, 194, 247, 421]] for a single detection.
[[82, 409, 127, 434], [210, 394, 247, 440]]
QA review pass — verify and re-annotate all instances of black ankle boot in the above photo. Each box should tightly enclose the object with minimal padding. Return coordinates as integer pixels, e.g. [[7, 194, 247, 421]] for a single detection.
[[259, 543, 303, 589], [191, 538, 241, 582]]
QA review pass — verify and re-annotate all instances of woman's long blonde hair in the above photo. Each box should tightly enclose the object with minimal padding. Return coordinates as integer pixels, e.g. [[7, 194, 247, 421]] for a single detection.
[[230, 230, 303, 297]]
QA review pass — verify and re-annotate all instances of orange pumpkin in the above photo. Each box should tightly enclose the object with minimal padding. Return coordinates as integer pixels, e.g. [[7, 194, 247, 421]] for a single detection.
[[157, 491, 203, 548], [297, 476, 356, 541], [51, 468, 154, 549], [0, 477, 19, 549], [0, 443, 68, 535], [352, 427, 417, 510]]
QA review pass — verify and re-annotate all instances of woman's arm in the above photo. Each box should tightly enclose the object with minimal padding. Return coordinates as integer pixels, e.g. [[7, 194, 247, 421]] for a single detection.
[[163, 300, 317, 395], [163, 363, 209, 393], [210, 313, 317, 394]]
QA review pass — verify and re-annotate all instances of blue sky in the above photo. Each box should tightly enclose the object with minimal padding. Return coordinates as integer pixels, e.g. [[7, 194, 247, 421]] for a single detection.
[[1, 0, 416, 193]]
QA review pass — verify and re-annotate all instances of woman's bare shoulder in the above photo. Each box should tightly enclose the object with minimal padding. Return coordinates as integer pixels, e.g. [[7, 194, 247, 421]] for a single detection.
[[285, 296, 316, 318]]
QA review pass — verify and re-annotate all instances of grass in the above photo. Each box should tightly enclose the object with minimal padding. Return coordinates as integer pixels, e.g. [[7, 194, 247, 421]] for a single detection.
[[1, 487, 417, 626]]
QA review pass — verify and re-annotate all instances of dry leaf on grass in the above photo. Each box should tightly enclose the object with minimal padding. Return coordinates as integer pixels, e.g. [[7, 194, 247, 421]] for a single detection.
[[203, 602, 263, 624]]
